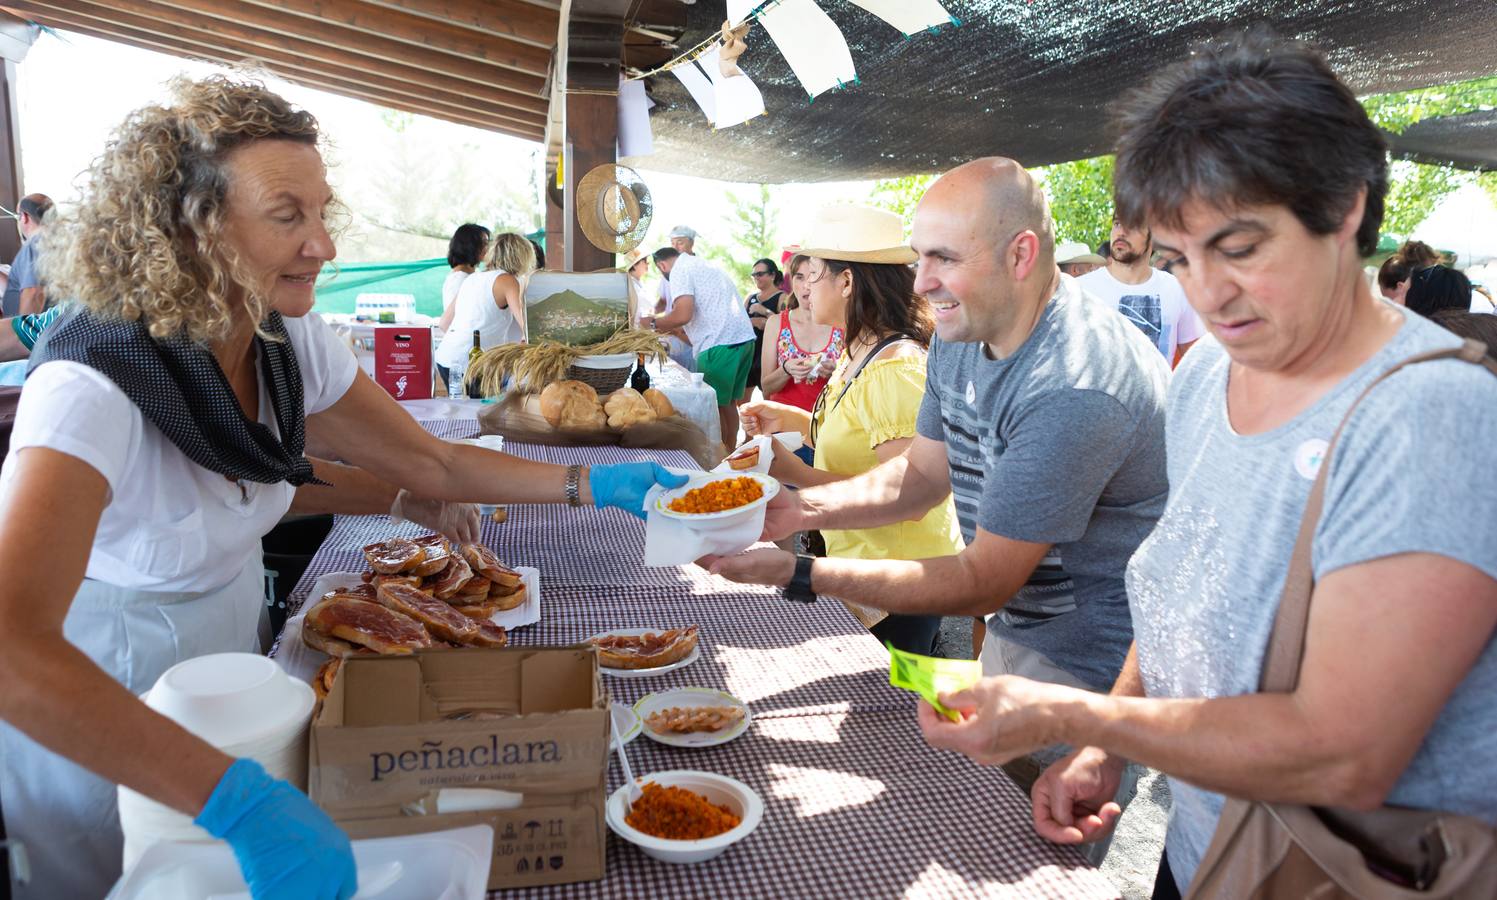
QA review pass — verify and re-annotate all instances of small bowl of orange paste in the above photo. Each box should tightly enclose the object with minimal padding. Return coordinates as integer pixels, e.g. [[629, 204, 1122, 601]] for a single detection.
[[606, 771, 764, 864], [653, 472, 779, 526]]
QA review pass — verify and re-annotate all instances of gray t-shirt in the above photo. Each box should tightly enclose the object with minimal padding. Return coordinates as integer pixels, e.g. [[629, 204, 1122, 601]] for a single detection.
[[1128, 308, 1497, 888], [916, 275, 1170, 689], [2, 236, 41, 317]]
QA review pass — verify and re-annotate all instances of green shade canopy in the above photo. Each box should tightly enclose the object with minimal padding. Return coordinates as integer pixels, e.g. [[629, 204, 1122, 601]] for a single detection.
[[313, 258, 449, 316]]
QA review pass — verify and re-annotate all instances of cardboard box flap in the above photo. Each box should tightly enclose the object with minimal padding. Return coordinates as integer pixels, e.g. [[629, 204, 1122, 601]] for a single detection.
[[521, 647, 599, 714], [344, 656, 424, 727]]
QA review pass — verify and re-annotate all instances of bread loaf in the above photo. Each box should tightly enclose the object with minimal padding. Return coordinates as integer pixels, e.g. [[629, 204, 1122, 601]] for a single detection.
[[604, 387, 657, 430], [642, 387, 675, 418], [538, 380, 606, 430]]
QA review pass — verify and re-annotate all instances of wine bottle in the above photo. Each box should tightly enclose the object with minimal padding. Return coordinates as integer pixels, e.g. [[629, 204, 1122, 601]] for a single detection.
[[629, 352, 651, 392], [466, 330, 483, 398]]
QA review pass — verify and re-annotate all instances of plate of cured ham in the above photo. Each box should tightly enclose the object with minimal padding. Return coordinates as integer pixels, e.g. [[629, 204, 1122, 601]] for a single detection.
[[275, 537, 539, 687], [587, 626, 700, 678], [633, 687, 751, 748]]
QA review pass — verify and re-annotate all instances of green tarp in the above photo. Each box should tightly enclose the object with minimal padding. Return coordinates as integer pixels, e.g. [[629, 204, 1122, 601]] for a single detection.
[[313, 258, 449, 317]]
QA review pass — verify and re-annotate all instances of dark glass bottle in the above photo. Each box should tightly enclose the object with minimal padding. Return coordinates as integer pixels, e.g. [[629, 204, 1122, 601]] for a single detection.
[[629, 352, 651, 392]]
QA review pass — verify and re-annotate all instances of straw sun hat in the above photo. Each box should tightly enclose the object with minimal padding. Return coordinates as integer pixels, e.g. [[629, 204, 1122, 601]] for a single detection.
[[797, 205, 916, 265], [576, 163, 654, 254]]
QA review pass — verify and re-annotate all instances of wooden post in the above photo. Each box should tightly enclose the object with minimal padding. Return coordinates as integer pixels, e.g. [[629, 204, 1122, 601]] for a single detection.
[[544, 163, 564, 268], [561, 4, 629, 273], [0, 15, 37, 265]]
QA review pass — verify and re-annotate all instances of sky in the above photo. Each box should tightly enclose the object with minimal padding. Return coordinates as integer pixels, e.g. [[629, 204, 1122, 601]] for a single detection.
[[15, 30, 877, 261]]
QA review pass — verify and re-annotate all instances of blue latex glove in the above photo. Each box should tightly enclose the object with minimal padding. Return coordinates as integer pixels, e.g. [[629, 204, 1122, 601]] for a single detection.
[[195, 759, 357, 900], [588, 462, 689, 519]]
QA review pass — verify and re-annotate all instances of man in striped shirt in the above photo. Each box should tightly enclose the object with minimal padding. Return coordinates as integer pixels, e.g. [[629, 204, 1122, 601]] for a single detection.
[[0, 305, 64, 362]]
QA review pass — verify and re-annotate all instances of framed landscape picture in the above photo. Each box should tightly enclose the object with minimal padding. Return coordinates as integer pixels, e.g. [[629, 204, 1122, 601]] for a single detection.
[[524, 271, 634, 346]]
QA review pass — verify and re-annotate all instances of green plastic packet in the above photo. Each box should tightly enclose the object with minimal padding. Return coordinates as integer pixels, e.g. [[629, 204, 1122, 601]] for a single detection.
[[887, 643, 981, 721]]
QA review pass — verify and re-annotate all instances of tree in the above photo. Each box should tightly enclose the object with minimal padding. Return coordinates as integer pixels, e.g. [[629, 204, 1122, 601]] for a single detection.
[[703, 183, 777, 286], [870, 173, 936, 234], [1382, 161, 1464, 239], [1037, 156, 1115, 250]]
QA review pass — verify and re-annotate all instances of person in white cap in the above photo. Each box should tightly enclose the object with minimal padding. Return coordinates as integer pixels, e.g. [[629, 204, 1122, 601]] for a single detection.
[[1055, 242, 1106, 278], [669, 224, 697, 255]]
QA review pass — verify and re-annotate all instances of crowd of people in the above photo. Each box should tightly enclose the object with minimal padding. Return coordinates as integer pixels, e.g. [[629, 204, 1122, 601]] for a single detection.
[[0, 29, 1494, 900]]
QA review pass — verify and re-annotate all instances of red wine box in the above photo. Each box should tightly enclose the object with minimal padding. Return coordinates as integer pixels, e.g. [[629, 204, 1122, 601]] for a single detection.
[[374, 326, 433, 401]]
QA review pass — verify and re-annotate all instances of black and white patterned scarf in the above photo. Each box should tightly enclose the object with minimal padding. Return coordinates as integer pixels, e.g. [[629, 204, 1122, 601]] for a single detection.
[[30, 305, 323, 486]]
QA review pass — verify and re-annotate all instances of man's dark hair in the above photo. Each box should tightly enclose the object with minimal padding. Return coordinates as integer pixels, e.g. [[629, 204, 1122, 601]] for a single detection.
[[1096, 240, 1111, 260], [1406, 265, 1472, 317], [1113, 32, 1388, 257], [18, 194, 52, 224], [652, 247, 680, 264], [1377, 255, 1414, 291], [818, 259, 933, 350], [753, 258, 782, 281], [529, 238, 546, 270], [1428, 308, 1497, 355], [446, 223, 489, 268]]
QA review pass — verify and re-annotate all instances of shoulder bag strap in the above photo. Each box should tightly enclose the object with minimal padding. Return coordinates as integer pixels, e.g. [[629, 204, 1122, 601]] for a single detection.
[[1261, 339, 1497, 692], [827, 333, 912, 416]]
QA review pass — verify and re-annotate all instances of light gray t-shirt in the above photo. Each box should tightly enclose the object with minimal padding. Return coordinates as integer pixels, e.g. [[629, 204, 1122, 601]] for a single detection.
[[1128, 308, 1497, 888], [2, 235, 41, 317], [916, 275, 1170, 689]]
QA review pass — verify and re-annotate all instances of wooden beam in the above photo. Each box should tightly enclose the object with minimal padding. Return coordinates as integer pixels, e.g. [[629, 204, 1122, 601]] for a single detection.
[[119, 0, 548, 97], [224, 0, 552, 77], [0, 59, 22, 263], [8, 0, 549, 128], [353, 0, 559, 48], [10, 0, 547, 111], [561, 2, 630, 272], [18, 18, 543, 141]]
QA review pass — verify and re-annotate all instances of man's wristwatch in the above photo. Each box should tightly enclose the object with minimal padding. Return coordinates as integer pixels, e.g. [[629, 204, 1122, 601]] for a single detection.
[[785, 553, 817, 603]]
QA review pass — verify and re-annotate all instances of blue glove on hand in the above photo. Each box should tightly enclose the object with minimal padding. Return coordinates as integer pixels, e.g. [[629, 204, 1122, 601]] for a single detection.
[[588, 462, 689, 519], [196, 759, 357, 900]]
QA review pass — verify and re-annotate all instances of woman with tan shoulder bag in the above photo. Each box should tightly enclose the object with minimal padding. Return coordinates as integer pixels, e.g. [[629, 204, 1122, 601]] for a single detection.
[[913, 33, 1497, 899]]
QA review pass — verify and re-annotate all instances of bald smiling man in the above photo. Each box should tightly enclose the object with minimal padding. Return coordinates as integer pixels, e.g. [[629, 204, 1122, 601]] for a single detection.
[[707, 159, 1170, 852]]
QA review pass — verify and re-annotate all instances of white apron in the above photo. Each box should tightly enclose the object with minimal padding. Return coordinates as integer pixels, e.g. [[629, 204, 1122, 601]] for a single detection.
[[0, 557, 266, 899]]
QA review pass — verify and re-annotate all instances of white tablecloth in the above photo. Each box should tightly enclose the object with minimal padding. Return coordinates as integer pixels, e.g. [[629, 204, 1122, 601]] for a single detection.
[[394, 359, 721, 447]]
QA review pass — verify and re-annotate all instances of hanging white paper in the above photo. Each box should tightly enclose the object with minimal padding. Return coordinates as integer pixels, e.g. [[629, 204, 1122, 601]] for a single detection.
[[847, 0, 953, 35], [699, 45, 765, 130], [617, 78, 655, 157], [758, 0, 856, 99], [670, 58, 717, 126], [726, 0, 757, 26]]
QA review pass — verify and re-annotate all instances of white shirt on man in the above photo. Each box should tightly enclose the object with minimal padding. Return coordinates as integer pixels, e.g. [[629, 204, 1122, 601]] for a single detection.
[[0, 312, 358, 592], [434, 268, 522, 369], [1078, 267, 1204, 361], [667, 253, 754, 354]]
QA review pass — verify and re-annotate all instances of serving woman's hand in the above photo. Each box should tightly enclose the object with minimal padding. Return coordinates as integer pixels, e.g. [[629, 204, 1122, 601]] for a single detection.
[[703, 547, 796, 587], [195, 758, 357, 900], [389, 490, 481, 543], [588, 462, 689, 519]]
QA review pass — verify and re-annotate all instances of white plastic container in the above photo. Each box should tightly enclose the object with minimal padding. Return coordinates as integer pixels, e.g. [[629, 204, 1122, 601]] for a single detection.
[[119, 654, 315, 869], [606, 770, 764, 864], [651, 471, 780, 529], [108, 824, 494, 900]]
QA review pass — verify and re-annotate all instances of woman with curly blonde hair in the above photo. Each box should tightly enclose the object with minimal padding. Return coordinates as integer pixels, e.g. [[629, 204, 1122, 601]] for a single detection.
[[0, 76, 684, 899], [433, 230, 537, 384]]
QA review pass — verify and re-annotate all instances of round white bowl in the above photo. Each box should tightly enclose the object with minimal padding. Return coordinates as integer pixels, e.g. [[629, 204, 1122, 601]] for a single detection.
[[652, 472, 780, 527], [606, 770, 764, 864], [143, 652, 314, 750]]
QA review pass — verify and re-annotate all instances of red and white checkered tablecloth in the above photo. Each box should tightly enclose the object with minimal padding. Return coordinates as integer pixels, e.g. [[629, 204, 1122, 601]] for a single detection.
[[274, 421, 1120, 899]]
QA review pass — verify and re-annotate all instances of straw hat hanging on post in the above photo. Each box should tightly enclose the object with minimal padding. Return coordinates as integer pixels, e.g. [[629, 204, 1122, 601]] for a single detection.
[[797, 205, 916, 264], [576, 164, 654, 255]]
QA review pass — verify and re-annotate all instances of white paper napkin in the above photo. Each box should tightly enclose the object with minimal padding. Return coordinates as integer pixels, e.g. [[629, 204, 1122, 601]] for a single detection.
[[714, 434, 773, 475], [643, 466, 768, 567]]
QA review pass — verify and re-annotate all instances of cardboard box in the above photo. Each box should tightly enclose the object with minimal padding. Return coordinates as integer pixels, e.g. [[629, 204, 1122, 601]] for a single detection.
[[309, 648, 609, 891], [373, 326, 433, 401]]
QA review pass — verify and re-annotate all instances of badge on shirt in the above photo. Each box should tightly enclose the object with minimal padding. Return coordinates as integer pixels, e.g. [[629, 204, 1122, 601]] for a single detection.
[[1293, 438, 1329, 481], [965, 381, 976, 405]]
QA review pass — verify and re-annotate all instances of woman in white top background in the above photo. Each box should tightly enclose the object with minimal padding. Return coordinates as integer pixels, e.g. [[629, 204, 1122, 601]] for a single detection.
[[433, 232, 535, 379], [436, 223, 489, 337], [0, 76, 684, 900]]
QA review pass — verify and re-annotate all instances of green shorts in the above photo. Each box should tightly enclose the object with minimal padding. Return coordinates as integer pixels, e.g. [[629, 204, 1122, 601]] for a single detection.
[[696, 340, 755, 406]]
